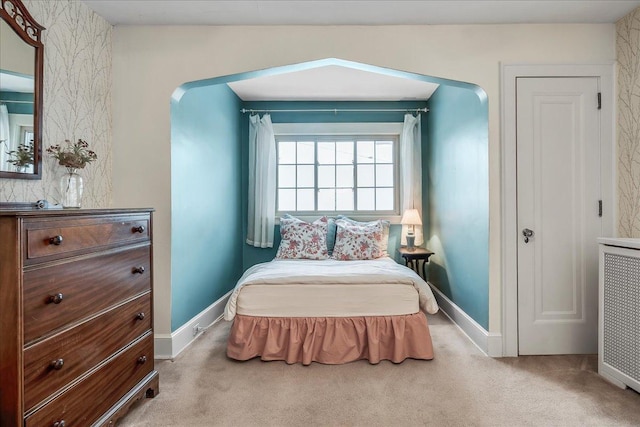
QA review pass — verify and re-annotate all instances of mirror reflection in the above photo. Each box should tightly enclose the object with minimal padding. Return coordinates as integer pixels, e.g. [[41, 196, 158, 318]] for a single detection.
[[0, 18, 35, 174]]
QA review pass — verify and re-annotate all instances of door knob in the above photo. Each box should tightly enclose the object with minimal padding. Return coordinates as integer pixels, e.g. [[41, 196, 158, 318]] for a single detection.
[[522, 228, 535, 243]]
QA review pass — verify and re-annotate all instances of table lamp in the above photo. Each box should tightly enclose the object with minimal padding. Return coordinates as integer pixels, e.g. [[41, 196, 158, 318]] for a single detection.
[[401, 208, 422, 251]]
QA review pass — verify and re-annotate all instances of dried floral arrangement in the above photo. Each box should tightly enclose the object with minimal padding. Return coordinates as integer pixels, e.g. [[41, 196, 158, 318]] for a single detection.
[[47, 139, 97, 169], [6, 141, 34, 168]]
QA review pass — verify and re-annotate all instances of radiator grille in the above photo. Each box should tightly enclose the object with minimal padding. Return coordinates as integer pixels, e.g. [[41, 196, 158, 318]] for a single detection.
[[603, 253, 639, 382]]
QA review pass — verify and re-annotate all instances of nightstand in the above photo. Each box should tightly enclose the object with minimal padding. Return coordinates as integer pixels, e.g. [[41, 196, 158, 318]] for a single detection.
[[398, 247, 434, 280]]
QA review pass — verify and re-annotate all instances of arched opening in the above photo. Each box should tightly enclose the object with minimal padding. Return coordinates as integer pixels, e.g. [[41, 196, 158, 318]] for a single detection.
[[169, 59, 489, 333]]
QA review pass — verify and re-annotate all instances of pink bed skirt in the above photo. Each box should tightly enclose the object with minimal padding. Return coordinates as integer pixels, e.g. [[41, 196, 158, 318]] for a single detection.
[[227, 312, 434, 365]]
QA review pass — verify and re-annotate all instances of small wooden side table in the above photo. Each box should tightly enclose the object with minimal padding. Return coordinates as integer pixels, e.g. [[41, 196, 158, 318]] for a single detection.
[[398, 247, 434, 280]]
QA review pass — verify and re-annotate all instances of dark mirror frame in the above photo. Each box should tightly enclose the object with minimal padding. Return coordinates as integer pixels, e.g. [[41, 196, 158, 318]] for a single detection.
[[0, 0, 44, 180]]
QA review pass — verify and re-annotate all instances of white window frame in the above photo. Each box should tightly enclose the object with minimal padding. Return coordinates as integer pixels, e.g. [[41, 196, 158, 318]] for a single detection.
[[273, 122, 404, 223]]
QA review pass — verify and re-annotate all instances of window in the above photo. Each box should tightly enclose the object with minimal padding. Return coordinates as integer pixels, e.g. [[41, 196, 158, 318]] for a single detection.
[[20, 126, 34, 146], [276, 134, 399, 216]]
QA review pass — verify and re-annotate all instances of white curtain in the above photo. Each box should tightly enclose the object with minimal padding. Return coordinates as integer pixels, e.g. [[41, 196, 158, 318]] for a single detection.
[[0, 104, 9, 143], [0, 104, 11, 169], [400, 113, 423, 246], [246, 114, 277, 248]]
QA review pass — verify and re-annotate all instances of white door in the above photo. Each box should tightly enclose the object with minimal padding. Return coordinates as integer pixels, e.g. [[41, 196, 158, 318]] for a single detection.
[[516, 77, 602, 355]]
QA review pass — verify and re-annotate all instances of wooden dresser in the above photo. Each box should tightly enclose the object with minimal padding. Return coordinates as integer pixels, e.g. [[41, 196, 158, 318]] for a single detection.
[[0, 208, 159, 426]]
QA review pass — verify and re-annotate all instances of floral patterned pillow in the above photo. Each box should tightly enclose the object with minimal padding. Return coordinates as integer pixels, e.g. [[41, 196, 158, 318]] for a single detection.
[[275, 216, 329, 260], [335, 216, 390, 255], [332, 220, 385, 260]]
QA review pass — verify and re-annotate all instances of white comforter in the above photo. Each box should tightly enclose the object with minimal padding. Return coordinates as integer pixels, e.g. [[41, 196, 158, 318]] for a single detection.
[[224, 257, 439, 320]]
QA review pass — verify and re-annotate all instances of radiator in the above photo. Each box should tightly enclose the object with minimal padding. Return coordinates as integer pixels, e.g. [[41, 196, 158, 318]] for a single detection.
[[598, 238, 640, 393]]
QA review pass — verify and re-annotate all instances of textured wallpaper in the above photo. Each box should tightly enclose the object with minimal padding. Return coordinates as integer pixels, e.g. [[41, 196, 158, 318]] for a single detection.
[[0, 0, 112, 208], [617, 9, 640, 238]]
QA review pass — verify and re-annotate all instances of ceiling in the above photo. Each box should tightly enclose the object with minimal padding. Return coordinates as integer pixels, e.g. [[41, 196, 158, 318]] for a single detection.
[[228, 65, 439, 101], [82, 1, 640, 26], [81, 0, 640, 102], [0, 72, 34, 93]]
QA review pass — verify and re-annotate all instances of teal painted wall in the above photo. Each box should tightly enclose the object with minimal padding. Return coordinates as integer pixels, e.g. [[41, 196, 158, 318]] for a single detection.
[[0, 91, 33, 114], [170, 83, 243, 332], [240, 100, 428, 270], [425, 85, 489, 329], [166, 59, 489, 333]]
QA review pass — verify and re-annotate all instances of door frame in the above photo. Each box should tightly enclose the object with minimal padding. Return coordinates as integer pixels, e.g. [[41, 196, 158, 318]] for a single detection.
[[500, 63, 616, 357]]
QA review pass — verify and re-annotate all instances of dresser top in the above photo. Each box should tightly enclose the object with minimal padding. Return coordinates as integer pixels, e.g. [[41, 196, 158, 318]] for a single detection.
[[0, 207, 154, 217], [598, 237, 640, 250]]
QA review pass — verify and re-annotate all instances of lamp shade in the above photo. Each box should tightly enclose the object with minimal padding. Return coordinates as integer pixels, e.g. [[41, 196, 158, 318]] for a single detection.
[[400, 209, 422, 226]]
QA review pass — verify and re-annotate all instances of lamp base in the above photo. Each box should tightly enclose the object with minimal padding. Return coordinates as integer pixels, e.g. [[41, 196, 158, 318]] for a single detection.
[[406, 234, 416, 251]]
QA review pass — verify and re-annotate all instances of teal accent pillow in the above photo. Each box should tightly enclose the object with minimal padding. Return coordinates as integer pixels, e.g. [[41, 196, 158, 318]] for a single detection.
[[327, 217, 337, 254]]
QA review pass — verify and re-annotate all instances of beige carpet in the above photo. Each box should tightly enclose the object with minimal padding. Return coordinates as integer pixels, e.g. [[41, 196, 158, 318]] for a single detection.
[[119, 313, 640, 426]]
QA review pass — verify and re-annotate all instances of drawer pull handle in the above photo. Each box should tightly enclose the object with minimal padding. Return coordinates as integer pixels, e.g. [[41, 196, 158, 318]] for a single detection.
[[132, 225, 146, 234], [48, 293, 64, 304], [49, 235, 63, 245], [137, 355, 147, 365], [135, 312, 146, 320], [53, 420, 66, 427], [132, 266, 145, 274], [50, 358, 64, 370]]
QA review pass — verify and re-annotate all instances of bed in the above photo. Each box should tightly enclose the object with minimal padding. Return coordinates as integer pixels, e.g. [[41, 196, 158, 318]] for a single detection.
[[224, 256, 439, 365]]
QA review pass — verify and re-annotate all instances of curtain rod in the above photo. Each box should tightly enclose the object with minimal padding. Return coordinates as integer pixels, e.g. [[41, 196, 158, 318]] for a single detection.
[[0, 99, 33, 104], [240, 107, 428, 114]]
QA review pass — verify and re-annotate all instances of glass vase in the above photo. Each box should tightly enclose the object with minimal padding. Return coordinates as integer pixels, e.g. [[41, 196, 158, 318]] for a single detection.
[[59, 168, 83, 208]]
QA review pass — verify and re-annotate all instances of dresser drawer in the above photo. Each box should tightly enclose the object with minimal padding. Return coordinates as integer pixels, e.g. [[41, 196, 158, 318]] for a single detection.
[[24, 214, 149, 264], [23, 246, 151, 344], [23, 293, 151, 411], [25, 334, 154, 427]]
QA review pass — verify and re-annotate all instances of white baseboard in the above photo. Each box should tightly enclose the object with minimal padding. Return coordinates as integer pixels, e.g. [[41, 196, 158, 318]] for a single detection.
[[154, 333, 173, 359], [154, 290, 231, 360], [428, 282, 503, 357], [156, 286, 503, 358]]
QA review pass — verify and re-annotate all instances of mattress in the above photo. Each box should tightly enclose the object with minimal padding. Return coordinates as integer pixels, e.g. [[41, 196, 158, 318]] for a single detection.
[[224, 257, 438, 320], [236, 282, 419, 317]]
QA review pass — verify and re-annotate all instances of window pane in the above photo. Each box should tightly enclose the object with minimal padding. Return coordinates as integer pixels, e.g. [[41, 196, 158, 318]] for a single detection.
[[278, 165, 296, 188], [297, 141, 315, 164], [376, 188, 394, 210], [278, 189, 296, 211], [357, 141, 374, 164], [336, 142, 354, 164], [376, 164, 394, 187], [336, 189, 354, 211], [357, 188, 375, 210], [318, 189, 336, 211], [279, 141, 296, 164], [275, 134, 397, 214], [317, 142, 335, 164], [376, 141, 393, 163], [297, 165, 315, 188], [297, 189, 315, 211], [336, 165, 353, 188], [318, 165, 335, 188], [357, 164, 375, 187]]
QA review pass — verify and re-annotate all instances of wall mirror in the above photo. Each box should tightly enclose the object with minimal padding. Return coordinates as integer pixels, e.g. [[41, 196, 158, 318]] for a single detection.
[[0, 0, 44, 179]]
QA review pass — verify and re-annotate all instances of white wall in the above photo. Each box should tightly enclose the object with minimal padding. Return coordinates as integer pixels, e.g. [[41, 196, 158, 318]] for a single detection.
[[112, 24, 615, 337], [0, 20, 33, 75]]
